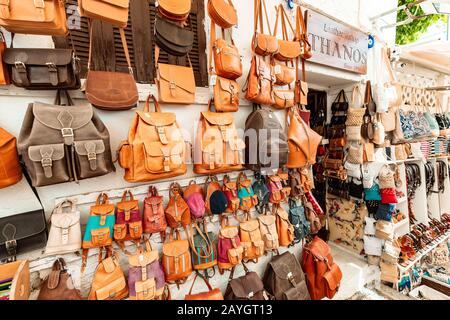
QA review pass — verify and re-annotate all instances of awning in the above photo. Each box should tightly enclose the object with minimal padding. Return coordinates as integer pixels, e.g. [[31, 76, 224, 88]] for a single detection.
[[400, 40, 450, 75]]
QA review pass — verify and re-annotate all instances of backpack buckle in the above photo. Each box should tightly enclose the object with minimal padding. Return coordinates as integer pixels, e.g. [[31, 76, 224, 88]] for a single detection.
[[5, 239, 17, 261], [61, 128, 74, 138]]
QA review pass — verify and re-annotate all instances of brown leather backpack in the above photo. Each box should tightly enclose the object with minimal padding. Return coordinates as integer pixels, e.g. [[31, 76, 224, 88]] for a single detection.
[[79, 0, 130, 28], [224, 264, 272, 300], [162, 229, 192, 285], [143, 186, 167, 238], [263, 251, 309, 300], [0, 127, 22, 189], [245, 55, 275, 105], [165, 183, 191, 230], [194, 100, 245, 174], [0, 0, 68, 36], [18, 90, 114, 187], [37, 258, 82, 300], [301, 236, 343, 300], [118, 94, 187, 182]]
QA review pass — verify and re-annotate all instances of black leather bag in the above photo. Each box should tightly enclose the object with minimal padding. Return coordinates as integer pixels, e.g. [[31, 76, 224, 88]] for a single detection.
[[154, 18, 194, 56], [348, 178, 364, 199], [3, 48, 80, 90], [331, 89, 349, 112]]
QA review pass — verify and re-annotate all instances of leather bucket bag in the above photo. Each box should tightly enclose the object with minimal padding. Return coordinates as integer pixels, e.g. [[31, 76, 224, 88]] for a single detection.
[[208, 0, 237, 29], [155, 46, 196, 104], [157, 0, 191, 22], [245, 55, 275, 105], [0, 127, 22, 189], [37, 258, 82, 300], [44, 199, 81, 256], [272, 4, 301, 61], [185, 273, 224, 300], [0, 0, 68, 36], [18, 90, 115, 187], [154, 17, 194, 57], [85, 21, 138, 111], [252, 0, 279, 56], [117, 94, 188, 183], [194, 100, 245, 174], [79, 0, 130, 28]]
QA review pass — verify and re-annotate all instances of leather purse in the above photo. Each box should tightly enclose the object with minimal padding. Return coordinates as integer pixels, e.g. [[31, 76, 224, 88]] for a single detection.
[[79, 0, 130, 28], [211, 28, 242, 80], [208, 0, 237, 29], [273, 60, 295, 85], [85, 24, 138, 110], [185, 274, 224, 300], [0, 0, 68, 36], [252, 0, 279, 56], [245, 55, 275, 105], [272, 4, 301, 61], [0, 31, 10, 85], [294, 5, 312, 60], [294, 57, 308, 105], [44, 199, 81, 256], [0, 128, 22, 189], [155, 46, 195, 104], [0, 260, 30, 300], [154, 17, 194, 57], [214, 76, 240, 112], [38, 258, 82, 300], [88, 249, 129, 300], [272, 89, 295, 109], [158, 0, 191, 22], [4, 47, 80, 90], [332, 90, 349, 112]]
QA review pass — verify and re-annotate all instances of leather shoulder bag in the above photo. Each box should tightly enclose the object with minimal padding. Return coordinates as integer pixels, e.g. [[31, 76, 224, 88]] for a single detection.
[[79, 0, 130, 28], [157, 0, 191, 22], [272, 4, 301, 61], [252, 0, 279, 56], [208, 0, 237, 29], [294, 5, 312, 60], [0, 0, 68, 36], [154, 17, 194, 57], [245, 55, 275, 105], [0, 127, 22, 189], [85, 21, 138, 111], [185, 273, 224, 300]]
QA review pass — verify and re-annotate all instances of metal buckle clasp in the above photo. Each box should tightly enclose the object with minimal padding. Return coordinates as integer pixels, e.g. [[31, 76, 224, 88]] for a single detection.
[[14, 61, 26, 71], [34, 0, 45, 8], [46, 62, 57, 72], [169, 81, 176, 90], [61, 128, 74, 138], [87, 152, 96, 161], [41, 157, 52, 167], [5, 239, 17, 261]]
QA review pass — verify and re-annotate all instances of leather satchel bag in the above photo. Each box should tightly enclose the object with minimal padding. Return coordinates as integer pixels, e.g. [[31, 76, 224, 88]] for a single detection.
[[0, 0, 68, 36], [252, 0, 279, 56], [0, 127, 22, 189], [4, 46, 81, 90], [38, 258, 82, 300], [332, 90, 349, 112], [18, 90, 115, 187], [208, 0, 237, 29], [88, 249, 128, 300], [225, 264, 272, 300], [0, 31, 10, 85], [143, 186, 167, 238], [272, 89, 295, 109], [45, 199, 81, 256], [245, 55, 275, 105], [185, 274, 224, 300], [273, 60, 295, 86], [118, 94, 188, 182], [157, 0, 191, 22], [211, 26, 242, 80], [272, 4, 301, 61], [79, 0, 130, 28], [113, 190, 142, 246], [263, 251, 309, 300], [155, 46, 195, 104], [154, 17, 194, 57], [194, 100, 245, 174], [214, 76, 240, 112], [85, 24, 138, 110]]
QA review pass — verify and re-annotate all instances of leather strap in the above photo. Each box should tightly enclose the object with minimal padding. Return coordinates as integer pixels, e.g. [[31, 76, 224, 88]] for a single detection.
[[188, 273, 214, 295], [254, 0, 272, 35], [144, 94, 162, 113], [96, 192, 109, 205], [121, 190, 134, 202]]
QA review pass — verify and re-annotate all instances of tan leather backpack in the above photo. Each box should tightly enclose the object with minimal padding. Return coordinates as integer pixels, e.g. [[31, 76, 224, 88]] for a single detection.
[[273, 205, 295, 247], [258, 208, 279, 252], [239, 213, 265, 262], [194, 100, 245, 174], [165, 183, 191, 230], [0, 0, 68, 36], [79, 0, 130, 28], [162, 229, 192, 285], [245, 55, 275, 105], [0, 128, 22, 189], [118, 94, 188, 182]]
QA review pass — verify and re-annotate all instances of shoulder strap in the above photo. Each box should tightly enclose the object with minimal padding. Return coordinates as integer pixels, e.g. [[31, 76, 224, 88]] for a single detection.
[[144, 94, 161, 113], [96, 192, 109, 205], [121, 190, 134, 202]]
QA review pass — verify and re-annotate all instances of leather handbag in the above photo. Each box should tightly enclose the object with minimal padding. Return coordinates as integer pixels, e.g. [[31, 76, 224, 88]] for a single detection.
[[85, 24, 138, 110], [79, 0, 130, 28], [211, 26, 242, 80], [157, 0, 191, 22], [0, 260, 30, 300], [155, 46, 195, 104], [165, 182, 191, 230], [273, 60, 295, 85], [37, 258, 82, 300], [4, 46, 81, 90], [194, 100, 245, 174], [272, 4, 301, 61], [332, 90, 349, 112], [162, 229, 192, 285], [118, 94, 188, 183], [294, 5, 312, 60], [364, 80, 377, 116], [113, 190, 142, 246], [263, 251, 309, 300], [143, 186, 167, 238], [208, 0, 237, 29], [287, 107, 323, 168], [245, 55, 275, 105], [0, 0, 68, 36], [214, 77, 240, 112], [272, 89, 295, 109], [18, 90, 115, 187], [128, 239, 165, 300], [154, 17, 194, 57], [0, 127, 22, 189], [0, 31, 10, 85], [294, 57, 308, 105], [88, 249, 128, 300], [185, 274, 224, 300], [44, 199, 81, 256], [224, 264, 272, 300], [252, 0, 279, 56], [301, 236, 343, 300]]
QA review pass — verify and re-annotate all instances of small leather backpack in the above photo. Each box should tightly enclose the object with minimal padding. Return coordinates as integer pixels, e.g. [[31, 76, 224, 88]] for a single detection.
[[288, 198, 310, 244], [165, 183, 191, 231], [37, 258, 82, 300], [190, 221, 217, 274], [114, 190, 142, 247], [267, 174, 285, 204], [204, 175, 228, 216], [162, 229, 192, 286], [237, 172, 258, 212], [184, 180, 206, 221], [252, 172, 270, 214], [143, 186, 167, 239], [273, 205, 295, 247], [0, 127, 22, 189], [258, 207, 279, 252], [217, 215, 243, 273], [45, 199, 81, 256], [224, 263, 272, 300], [222, 175, 239, 213], [239, 212, 265, 262]]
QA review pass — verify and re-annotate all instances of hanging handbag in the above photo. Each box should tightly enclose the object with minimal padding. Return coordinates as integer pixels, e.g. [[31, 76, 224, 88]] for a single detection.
[[272, 89, 295, 109], [347, 143, 364, 164], [364, 81, 377, 116], [79, 0, 130, 27], [346, 107, 366, 126], [0, 31, 10, 85], [154, 17, 194, 57], [272, 4, 301, 61], [252, 0, 279, 56], [372, 114, 386, 145], [332, 90, 349, 112], [364, 182, 382, 201], [85, 22, 138, 110], [0, 127, 22, 189], [158, 0, 191, 22], [208, 0, 237, 29], [294, 57, 308, 105], [346, 125, 362, 142], [294, 5, 312, 60], [185, 274, 224, 300], [245, 55, 275, 105], [272, 59, 295, 85], [374, 47, 402, 112], [211, 25, 242, 80]]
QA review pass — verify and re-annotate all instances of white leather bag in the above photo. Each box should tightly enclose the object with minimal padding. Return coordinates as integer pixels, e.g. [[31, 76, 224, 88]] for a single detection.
[[45, 200, 82, 256], [363, 235, 383, 256]]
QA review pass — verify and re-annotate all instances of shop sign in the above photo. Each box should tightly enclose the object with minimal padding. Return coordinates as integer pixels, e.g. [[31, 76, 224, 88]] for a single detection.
[[306, 10, 368, 74]]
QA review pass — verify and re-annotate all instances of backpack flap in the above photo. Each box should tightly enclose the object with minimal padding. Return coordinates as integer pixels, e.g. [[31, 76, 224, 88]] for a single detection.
[[229, 271, 265, 299], [129, 250, 159, 268], [323, 263, 342, 292]]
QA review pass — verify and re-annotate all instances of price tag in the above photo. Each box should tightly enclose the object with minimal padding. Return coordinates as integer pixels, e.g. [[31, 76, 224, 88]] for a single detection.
[[210, 75, 217, 86]]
